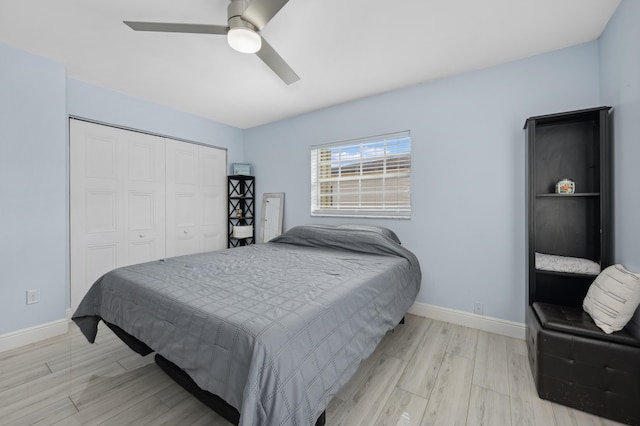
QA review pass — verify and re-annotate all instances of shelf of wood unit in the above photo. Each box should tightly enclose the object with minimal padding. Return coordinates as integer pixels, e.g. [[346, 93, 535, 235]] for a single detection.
[[535, 269, 600, 279], [536, 193, 600, 197]]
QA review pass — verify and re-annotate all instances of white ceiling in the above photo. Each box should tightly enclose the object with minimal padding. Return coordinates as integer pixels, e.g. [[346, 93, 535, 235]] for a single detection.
[[0, 0, 620, 129]]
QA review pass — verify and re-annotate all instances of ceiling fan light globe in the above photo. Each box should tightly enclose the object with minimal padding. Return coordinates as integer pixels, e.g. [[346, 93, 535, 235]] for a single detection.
[[227, 27, 261, 54]]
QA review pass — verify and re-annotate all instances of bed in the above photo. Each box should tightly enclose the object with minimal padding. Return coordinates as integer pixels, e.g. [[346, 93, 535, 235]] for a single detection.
[[72, 224, 421, 426]]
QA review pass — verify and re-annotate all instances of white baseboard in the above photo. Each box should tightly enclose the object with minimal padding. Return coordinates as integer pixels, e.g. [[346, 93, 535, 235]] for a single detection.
[[0, 317, 70, 353], [408, 302, 526, 340]]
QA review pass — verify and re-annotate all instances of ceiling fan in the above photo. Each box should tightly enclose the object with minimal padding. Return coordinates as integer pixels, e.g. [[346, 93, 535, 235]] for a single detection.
[[124, 0, 299, 85]]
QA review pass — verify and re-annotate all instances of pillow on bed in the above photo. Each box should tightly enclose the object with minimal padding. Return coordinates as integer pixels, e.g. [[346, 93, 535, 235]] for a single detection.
[[337, 224, 401, 244], [583, 264, 640, 334]]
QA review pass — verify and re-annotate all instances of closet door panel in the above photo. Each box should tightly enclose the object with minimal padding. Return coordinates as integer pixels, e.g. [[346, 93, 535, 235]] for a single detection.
[[166, 140, 226, 257], [85, 190, 119, 233], [123, 130, 166, 265], [173, 192, 200, 256], [70, 121, 166, 309], [166, 140, 201, 257], [70, 120, 125, 309], [84, 134, 118, 180]]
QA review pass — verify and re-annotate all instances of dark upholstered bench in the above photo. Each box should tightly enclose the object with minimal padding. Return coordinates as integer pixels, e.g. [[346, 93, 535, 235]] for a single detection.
[[527, 302, 640, 425]]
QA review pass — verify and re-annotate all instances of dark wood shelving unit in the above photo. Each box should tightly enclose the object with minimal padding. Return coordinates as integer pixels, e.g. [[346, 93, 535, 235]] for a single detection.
[[522, 108, 640, 426], [525, 106, 611, 307]]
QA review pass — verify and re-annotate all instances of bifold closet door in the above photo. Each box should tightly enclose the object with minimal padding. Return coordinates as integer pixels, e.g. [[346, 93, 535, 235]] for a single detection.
[[70, 120, 166, 309], [165, 138, 227, 257], [71, 121, 227, 309]]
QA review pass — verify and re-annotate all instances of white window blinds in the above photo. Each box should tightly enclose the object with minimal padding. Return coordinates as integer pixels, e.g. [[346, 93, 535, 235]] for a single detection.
[[311, 131, 411, 218]]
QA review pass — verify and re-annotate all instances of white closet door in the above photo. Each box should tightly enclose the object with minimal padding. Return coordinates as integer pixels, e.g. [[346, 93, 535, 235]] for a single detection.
[[165, 139, 226, 257], [122, 130, 167, 264], [70, 120, 166, 309]]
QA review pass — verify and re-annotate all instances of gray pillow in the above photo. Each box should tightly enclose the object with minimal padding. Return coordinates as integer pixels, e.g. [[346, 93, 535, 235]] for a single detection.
[[337, 224, 401, 245]]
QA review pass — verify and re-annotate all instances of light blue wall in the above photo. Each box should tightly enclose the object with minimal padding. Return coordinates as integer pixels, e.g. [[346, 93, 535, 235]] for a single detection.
[[244, 42, 601, 323], [599, 0, 640, 328], [0, 42, 244, 336], [599, 0, 640, 271], [67, 79, 244, 165], [0, 43, 67, 334]]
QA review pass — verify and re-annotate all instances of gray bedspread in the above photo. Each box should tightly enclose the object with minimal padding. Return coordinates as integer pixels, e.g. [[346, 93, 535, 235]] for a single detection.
[[73, 225, 421, 426]]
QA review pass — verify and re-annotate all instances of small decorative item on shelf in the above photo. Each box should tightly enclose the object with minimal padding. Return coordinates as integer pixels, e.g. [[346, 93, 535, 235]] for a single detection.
[[232, 163, 252, 176], [236, 208, 243, 218], [555, 178, 575, 194]]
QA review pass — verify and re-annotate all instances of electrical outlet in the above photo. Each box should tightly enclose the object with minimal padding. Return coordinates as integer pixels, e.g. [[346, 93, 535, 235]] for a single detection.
[[26, 289, 40, 305], [473, 302, 484, 315]]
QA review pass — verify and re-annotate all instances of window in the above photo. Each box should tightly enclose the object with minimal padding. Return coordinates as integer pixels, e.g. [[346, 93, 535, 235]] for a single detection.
[[311, 131, 411, 218]]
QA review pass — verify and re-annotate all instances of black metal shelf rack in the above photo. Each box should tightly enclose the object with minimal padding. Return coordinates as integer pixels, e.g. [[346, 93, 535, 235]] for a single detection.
[[228, 175, 255, 248]]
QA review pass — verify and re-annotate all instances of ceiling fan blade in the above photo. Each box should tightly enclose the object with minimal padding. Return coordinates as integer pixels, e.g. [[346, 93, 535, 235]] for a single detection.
[[255, 36, 299, 85], [241, 0, 290, 30], [124, 21, 228, 35]]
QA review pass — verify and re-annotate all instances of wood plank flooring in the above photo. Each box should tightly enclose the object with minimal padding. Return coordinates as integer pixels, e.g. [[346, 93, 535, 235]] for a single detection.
[[0, 315, 626, 425]]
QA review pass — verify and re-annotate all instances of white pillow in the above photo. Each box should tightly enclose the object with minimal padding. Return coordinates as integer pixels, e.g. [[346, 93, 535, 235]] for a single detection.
[[583, 264, 640, 334]]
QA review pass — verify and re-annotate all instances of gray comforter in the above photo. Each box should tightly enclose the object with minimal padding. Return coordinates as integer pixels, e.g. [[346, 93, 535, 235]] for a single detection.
[[73, 225, 421, 426]]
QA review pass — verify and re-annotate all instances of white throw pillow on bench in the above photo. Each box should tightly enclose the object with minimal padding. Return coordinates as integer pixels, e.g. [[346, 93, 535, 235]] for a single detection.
[[583, 264, 640, 334]]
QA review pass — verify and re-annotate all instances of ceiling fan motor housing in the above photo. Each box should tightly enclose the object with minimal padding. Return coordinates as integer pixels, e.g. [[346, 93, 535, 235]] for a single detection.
[[228, 16, 258, 33], [228, 0, 257, 30]]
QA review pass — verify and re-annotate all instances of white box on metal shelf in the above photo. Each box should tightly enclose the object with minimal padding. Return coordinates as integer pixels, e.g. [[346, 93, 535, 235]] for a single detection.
[[233, 225, 253, 239]]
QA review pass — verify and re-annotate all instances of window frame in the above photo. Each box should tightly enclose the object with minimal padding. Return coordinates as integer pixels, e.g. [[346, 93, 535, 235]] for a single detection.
[[310, 130, 411, 219]]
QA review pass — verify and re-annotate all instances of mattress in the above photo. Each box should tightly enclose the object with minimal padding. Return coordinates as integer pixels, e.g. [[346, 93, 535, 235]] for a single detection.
[[72, 225, 421, 426]]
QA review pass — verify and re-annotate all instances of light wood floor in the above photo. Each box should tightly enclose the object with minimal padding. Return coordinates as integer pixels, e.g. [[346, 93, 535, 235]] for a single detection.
[[0, 315, 626, 426]]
